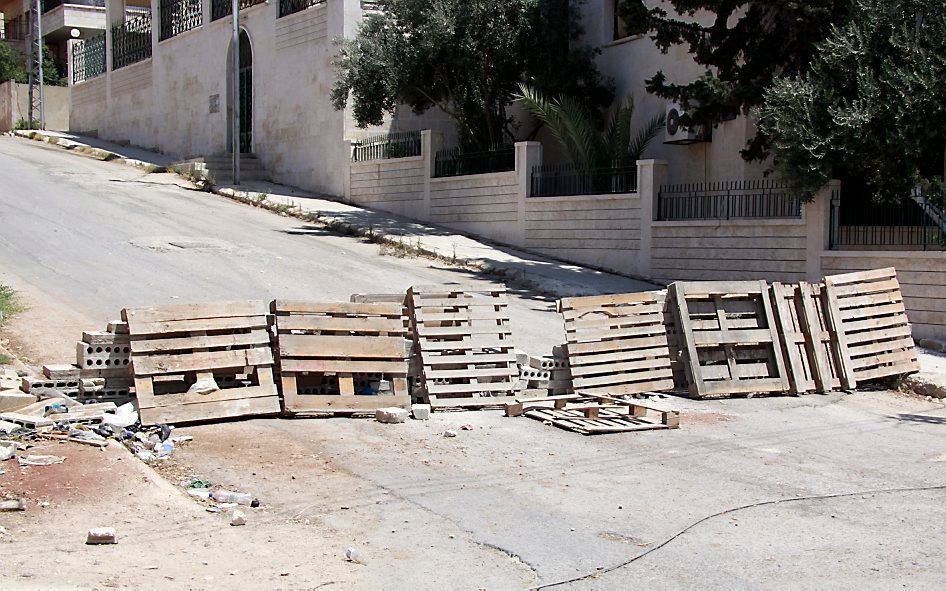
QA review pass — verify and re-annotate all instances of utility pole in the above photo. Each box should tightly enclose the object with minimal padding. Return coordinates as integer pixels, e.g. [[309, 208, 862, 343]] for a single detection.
[[231, 0, 240, 185], [27, 0, 45, 130]]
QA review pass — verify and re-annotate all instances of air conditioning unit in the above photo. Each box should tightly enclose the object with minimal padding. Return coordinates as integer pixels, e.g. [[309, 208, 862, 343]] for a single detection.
[[664, 102, 711, 145]]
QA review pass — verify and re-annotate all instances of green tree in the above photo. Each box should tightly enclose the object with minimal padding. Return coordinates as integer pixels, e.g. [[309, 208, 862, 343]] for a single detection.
[[516, 84, 664, 172], [332, 0, 612, 149], [760, 0, 946, 200], [0, 43, 66, 86], [617, 0, 850, 160]]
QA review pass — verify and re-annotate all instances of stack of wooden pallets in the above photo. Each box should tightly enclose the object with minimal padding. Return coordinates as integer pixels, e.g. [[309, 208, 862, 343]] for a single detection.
[[123, 301, 280, 426], [505, 393, 679, 435], [271, 300, 411, 414], [408, 284, 519, 409]]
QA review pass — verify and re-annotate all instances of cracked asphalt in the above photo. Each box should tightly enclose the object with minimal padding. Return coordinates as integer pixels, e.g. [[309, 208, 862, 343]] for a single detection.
[[2, 136, 946, 590]]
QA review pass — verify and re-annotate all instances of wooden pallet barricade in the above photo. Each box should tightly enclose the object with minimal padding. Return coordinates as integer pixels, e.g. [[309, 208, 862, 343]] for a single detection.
[[823, 268, 919, 387], [671, 281, 790, 398], [123, 301, 281, 426], [559, 292, 675, 397], [408, 284, 519, 409], [272, 300, 411, 414], [506, 393, 679, 435], [771, 282, 845, 394]]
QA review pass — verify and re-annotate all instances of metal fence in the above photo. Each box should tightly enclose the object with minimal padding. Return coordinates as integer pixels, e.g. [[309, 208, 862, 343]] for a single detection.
[[351, 131, 422, 163], [434, 144, 515, 178], [112, 14, 152, 70], [213, 0, 266, 21], [657, 179, 802, 221], [830, 188, 946, 250], [159, 0, 202, 41], [72, 32, 106, 84], [530, 163, 637, 197], [279, 0, 325, 18]]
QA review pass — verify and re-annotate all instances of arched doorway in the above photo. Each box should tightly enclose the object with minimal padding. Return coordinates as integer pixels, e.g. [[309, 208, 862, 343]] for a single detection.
[[226, 30, 253, 154]]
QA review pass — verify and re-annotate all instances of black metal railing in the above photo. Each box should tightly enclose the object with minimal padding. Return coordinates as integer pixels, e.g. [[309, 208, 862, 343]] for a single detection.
[[830, 188, 946, 250], [279, 0, 325, 18], [351, 131, 422, 162], [657, 179, 803, 221], [434, 144, 515, 178], [72, 32, 106, 83], [159, 0, 202, 41], [112, 14, 152, 70], [212, 0, 266, 21], [530, 163, 637, 197]]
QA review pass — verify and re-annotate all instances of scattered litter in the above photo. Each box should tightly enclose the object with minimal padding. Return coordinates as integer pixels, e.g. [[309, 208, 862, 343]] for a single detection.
[[103, 403, 139, 429], [0, 442, 15, 461], [154, 440, 174, 458], [442, 430, 457, 438], [188, 479, 211, 489], [187, 377, 220, 396], [345, 547, 367, 564], [188, 489, 212, 499], [375, 407, 409, 424], [171, 435, 194, 444], [86, 527, 117, 545], [17, 454, 65, 466], [460, 424, 473, 431], [0, 498, 25, 511], [230, 510, 246, 526], [210, 490, 255, 506]]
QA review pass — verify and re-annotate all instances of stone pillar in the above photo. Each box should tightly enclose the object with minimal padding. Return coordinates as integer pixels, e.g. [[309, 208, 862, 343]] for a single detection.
[[515, 141, 542, 248], [420, 129, 442, 223], [805, 179, 840, 282], [105, 0, 127, 74], [342, 138, 352, 202], [636, 159, 667, 280], [66, 39, 76, 88]]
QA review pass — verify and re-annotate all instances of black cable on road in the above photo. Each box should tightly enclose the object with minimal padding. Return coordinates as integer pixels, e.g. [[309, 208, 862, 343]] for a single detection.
[[531, 484, 946, 590]]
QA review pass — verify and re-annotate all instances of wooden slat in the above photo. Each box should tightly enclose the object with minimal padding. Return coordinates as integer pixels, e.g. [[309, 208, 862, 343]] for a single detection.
[[274, 300, 403, 316], [130, 330, 269, 353], [279, 359, 408, 374], [123, 301, 267, 324], [132, 347, 273, 376], [276, 315, 406, 334], [279, 334, 408, 359], [128, 315, 268, 336]]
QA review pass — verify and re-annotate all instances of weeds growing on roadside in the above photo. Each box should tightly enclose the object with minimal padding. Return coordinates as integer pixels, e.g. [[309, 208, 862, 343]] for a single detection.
[[0, 284, 22, 328]]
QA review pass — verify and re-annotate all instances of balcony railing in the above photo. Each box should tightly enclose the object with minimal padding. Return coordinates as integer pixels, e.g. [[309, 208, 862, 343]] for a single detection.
[[351, 131, 422, 163], [434, 144, 515, 178], [657, 179, 803, 221], [42, 0, 106, 12], [830, 187, 946, 251], [279, 0, 325, 18], [112, 14, 152, 70], [212, 0, 266, 21], [530, 163, 637, 197], [72, 31, 106, 83], [159, 0, 202, 41]]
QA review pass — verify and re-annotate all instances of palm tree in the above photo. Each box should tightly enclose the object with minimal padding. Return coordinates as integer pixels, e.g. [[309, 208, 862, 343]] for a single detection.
[[516, 84, 665, 174]]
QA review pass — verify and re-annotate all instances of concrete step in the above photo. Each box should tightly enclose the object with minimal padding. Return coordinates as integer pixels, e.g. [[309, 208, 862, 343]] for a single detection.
[[172, 154, 269, 182]]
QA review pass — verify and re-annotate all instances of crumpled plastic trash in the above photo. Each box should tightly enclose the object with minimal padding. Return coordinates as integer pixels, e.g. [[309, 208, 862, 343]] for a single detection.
[[103, 402, 139, 429], [154, 440, 174, 458], [17, 454, 65, 466], [136, 450, 155, 462], [187, 377, 220, 396]]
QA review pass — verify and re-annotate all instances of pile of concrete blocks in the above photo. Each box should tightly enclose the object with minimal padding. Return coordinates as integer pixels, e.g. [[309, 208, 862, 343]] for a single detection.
[[515, 349, 573, 396], [76, 321, 134, 404]]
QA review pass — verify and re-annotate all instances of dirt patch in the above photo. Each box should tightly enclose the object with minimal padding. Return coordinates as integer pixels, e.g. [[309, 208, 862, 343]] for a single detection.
[[0, 441, 119, 509], [682, 410, 737, 425]]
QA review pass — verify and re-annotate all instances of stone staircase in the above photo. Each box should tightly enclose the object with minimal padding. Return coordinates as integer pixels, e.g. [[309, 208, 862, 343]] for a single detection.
[[172, 153, 269, 183]]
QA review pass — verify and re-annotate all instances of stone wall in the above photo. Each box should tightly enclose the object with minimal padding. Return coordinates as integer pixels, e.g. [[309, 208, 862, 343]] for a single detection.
[[0, 81, 70, 132]]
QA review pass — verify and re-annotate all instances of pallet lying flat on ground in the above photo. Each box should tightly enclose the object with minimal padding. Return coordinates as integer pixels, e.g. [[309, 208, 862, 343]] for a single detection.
[[559, 291, 675, 397], [408, 284, 519, 409], [123, 300, 281, 426], [771, 282, 845, 394], [506, 394, 679, 435], [672, 280, 790, 399], [272, 300, 411, 414], [823, 267, 919, 386]]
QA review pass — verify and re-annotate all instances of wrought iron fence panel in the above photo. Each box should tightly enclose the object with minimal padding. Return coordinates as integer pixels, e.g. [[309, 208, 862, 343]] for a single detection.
[[434, 144, 515, 178], [112, 14, 152, 70], [278, 0, 325, 18], [72, 32, 106, 84], [351, 131, 422, 162], [212, 0, 266, 21], [530, 163, 637, 197], [829, 188, 946, 250], [159, 0, 202, 41], [657, 179, 802, 221]]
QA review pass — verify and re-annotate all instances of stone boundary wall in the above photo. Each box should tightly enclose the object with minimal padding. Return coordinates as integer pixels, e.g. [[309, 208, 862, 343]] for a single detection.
[[0, 81, 70, 132]]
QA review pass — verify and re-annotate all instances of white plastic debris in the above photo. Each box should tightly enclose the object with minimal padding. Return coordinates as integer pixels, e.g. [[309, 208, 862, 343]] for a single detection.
[[0, 442, 15, 461], [17, 454, 65, 466], [345, 547, 367, 564], [187, 377, 220, 396], [103, 402, 139, 429]]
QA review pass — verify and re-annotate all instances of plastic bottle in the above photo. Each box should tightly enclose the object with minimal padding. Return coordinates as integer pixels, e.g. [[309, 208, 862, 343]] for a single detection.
[[211, 490, 254, 505]]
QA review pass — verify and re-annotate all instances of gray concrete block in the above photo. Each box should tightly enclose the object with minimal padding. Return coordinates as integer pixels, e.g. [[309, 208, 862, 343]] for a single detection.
[[376, 407, 409, 424], [411, 404, 431, 420]]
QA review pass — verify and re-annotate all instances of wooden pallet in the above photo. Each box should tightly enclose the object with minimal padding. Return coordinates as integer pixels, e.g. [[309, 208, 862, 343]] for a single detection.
[[509, 394, 679, 435], [823, 268, 919, 386], [408, 284, 519, 409], [771, 282, 845, 394], [272, 300, 411, 414], [559, 292, 675, 396], [122, 301, 281, 426], [671, 281, 790, 398]]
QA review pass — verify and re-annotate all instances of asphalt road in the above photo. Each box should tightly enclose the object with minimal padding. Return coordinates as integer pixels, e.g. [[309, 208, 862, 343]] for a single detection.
[[3, 137, 946, 590]]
